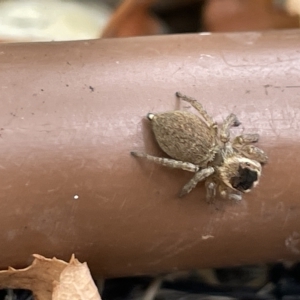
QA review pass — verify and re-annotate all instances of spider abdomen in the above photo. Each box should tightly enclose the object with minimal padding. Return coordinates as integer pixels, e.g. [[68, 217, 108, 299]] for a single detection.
[[149, 111, 216, 165]]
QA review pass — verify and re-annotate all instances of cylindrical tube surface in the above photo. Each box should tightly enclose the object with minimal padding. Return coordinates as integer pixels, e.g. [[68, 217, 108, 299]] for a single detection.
[[0, 31, 300, 277]]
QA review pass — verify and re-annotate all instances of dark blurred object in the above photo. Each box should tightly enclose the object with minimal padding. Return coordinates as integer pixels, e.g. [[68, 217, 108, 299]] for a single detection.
[[214, 265, 268, 287], [153, 1, 205, 33], [203, 0, 299, 32], [101, 0, 203, 37], [101, 263, 300, 300], [0, 289, 33, 300]]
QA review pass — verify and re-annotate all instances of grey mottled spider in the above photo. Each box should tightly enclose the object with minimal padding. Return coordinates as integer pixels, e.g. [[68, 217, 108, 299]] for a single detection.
[[131, 92, 268, 202]]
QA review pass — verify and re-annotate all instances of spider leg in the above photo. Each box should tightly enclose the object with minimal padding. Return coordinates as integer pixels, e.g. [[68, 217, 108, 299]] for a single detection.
[[131, 152, 199, 172], [233, 134, 260, 145], [175, 92, 217, 131], [179, 167, 214, 197], [232, 134, 267, 164], [219, 113, 241, 143], [205, 178, 217, 203], [237, 145, 268, 164], [228, 191, 242, 202], [218, 184, 228, 199], [219, 184, 243, 202]]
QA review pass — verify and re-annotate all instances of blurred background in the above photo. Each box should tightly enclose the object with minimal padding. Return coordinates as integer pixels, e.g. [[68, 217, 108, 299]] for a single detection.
[[0, 0, 299, 42]]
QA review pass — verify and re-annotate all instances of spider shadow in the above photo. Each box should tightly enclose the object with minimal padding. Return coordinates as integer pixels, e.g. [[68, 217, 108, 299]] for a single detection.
[[138, 116, 199, 197]]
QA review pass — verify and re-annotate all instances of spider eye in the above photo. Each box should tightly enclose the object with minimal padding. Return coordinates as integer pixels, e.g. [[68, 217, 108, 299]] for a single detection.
[[230, 166, 258, 192]]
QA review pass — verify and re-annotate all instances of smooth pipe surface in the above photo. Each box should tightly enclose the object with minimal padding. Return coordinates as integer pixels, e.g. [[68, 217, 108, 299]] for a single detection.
[[0, 30, 300, 277]]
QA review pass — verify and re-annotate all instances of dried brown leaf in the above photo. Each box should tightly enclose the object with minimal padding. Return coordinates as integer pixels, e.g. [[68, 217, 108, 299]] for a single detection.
[[0, 254, 101, 300]]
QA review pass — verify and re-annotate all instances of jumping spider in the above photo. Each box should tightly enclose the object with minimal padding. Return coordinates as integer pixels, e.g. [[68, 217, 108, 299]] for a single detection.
[[131, 92, 268, 202]]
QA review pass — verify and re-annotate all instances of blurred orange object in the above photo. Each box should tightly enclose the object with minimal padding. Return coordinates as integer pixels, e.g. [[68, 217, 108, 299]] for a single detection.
[[102, 0, 166, 38], [203, 0, 299, 32]]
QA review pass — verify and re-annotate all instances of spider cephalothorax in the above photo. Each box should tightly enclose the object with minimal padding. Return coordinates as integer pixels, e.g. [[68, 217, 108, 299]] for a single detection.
[[131, 92, 268, 202]]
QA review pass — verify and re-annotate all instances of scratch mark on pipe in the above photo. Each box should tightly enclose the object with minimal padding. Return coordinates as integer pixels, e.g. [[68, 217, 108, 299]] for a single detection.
[[202, 235, 214, 240], [47, 186, 61, 193], [150, 239, 201, 265], [97, 195, 109, 203], [263, 84, 271, 95], [120, 197, 127, 210], [283, 210, 291, 229]]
